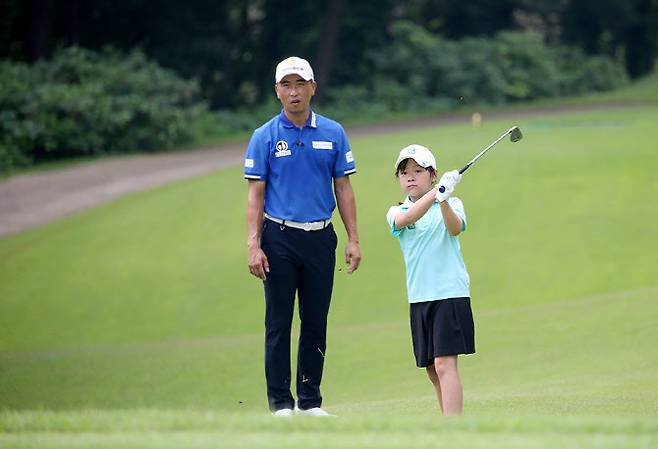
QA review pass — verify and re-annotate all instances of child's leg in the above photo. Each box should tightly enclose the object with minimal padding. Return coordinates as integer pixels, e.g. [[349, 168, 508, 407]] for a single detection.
[[425, 365, 443, 413], [434, 356, 462, 415]]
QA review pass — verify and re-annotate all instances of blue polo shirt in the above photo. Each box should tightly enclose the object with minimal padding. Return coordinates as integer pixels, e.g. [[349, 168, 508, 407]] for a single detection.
[[386, 196, 470, 303], [244, 110, 356, 222]]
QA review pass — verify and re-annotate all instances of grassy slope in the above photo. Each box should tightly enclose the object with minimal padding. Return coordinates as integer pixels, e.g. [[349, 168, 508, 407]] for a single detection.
[[1, 103, 658, 447], [565, 72, 658, 104]]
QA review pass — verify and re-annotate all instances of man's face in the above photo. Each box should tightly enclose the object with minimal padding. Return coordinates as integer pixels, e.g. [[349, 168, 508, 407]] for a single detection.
[[275, 74, 316, 114]]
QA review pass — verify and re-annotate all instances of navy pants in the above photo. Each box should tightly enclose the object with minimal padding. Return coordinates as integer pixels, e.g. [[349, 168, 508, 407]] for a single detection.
[[260, 218, 337, 411]]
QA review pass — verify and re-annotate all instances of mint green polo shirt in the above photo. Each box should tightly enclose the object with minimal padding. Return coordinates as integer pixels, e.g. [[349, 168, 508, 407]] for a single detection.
[[386, 197, 470, 303]]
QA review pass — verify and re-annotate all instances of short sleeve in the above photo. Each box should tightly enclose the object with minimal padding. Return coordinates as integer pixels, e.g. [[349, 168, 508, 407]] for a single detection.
[[447, 197, 467, 232], [333, 125, 356, 178], [244, 130, 269, 180], [386, 206, 403, 237]]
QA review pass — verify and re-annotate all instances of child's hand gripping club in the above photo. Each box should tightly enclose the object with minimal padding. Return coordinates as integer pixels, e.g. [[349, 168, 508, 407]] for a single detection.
[[435, 170, 462, 202]]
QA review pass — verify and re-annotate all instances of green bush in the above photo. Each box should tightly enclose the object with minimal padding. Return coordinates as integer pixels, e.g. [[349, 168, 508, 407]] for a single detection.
[[493, 31, 561, 101], [186, 24, 629, 142], [171, 26, 631, 147], [317, 84, 392, 123], [553, 46, 629, 95], [446, 37, 507, 104], [0, 47, 206, 173], [363, 22, 628, 107], [366, 21, 459, 110], [1, 32, 629, 173], [577, 56, 629, 92]]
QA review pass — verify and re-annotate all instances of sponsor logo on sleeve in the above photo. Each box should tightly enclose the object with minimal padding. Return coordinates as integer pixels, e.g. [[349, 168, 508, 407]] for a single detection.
[[244, 158, 254, 168], [345, 151, 354, 163]]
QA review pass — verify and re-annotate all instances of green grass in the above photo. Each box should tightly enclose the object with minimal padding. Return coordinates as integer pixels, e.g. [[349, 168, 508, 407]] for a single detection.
[[1, 410, 656, 448], [472, 72, 658, 114], [564, 72, 658, 104], [1, 105, 658, 448]]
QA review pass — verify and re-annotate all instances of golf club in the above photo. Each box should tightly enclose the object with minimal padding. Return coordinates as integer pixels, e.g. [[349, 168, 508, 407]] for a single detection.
[[438, 126, 523, 193]]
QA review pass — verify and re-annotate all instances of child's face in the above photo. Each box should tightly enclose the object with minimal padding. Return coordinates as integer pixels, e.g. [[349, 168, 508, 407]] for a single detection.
[[398, 159, 436, 200]]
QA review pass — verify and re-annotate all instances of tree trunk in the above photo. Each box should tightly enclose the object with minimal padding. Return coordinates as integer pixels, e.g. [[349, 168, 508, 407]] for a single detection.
[[26, 0, 54, 61], [313, 0, 346, 97]]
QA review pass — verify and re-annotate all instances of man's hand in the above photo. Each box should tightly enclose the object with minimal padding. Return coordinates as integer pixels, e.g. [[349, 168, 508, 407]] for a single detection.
[[248, 244, 270, 280], [435, 170, 461, 202], [344, 240, 361, 274]]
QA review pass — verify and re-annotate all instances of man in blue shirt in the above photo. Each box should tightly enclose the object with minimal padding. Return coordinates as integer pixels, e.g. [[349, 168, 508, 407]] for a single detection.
[[244, 56, 361, 417]]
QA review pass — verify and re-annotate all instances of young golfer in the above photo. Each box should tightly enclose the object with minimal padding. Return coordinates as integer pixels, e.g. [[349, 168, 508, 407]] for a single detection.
[[386, 144, 475, 416]]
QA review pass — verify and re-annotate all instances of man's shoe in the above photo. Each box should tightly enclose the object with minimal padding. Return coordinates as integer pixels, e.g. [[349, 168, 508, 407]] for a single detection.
[[296, 407, 335, 417], [272, 408, 294, 417]]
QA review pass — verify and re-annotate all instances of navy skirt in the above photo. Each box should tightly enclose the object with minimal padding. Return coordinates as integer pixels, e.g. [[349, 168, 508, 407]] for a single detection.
[[409, 297, 475, 367]]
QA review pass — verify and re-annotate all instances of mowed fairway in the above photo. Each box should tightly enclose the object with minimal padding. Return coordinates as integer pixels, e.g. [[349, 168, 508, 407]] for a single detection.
[[1, 105, 657, 448]]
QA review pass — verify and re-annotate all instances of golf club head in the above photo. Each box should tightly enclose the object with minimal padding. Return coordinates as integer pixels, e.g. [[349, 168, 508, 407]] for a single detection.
[[509, 126, 523, 142]]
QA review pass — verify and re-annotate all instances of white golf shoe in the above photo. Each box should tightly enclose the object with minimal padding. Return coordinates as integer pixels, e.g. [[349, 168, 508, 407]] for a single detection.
[[272, 408, 294, 417], [296, 407, 335, 417]]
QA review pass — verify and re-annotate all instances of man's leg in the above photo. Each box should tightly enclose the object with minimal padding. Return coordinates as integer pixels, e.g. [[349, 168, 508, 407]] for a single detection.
[[296, 226, 337, 410], [434, 356, 462, 415], [262, 222, 299, 412]]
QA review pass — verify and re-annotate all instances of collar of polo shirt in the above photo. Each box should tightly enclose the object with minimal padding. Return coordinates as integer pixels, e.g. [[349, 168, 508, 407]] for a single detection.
[[400, 195, 439, 209], [279, 109, 318, 129], [400, 196, 414, 209]]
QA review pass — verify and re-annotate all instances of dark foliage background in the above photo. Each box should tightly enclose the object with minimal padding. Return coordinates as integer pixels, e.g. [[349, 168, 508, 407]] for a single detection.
[[0, 0, 655, 171]]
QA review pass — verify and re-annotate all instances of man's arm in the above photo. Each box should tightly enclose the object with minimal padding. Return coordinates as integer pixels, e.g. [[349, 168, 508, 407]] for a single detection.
[[334, 176, 361, 274], [246, 180, 269, 279]]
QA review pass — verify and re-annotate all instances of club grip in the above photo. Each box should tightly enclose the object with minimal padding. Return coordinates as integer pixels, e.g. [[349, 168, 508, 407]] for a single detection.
[[438, 163, 471, 192]]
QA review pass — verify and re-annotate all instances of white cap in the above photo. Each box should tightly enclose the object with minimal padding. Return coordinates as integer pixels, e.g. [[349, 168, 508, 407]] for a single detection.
[[275, 56, 314, 83], [394, 144, 436, 171]]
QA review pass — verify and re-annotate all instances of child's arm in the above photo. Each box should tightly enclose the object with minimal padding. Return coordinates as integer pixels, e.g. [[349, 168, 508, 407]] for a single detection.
[[394, 188, 438, 229], [439, 200, 463, 236]]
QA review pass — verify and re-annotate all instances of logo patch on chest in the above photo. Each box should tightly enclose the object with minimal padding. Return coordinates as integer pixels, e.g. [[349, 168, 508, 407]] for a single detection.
[[275, 140, 291, 157], [312, 141, 333, 150]]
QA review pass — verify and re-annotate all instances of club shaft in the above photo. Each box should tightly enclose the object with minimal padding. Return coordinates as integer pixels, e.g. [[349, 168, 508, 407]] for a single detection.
[[439, 127, 515, 192], [463, 129, 511, 169]]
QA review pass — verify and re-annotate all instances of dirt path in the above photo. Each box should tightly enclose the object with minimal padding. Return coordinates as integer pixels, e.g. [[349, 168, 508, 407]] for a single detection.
[[0, 103, 634, 237]]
